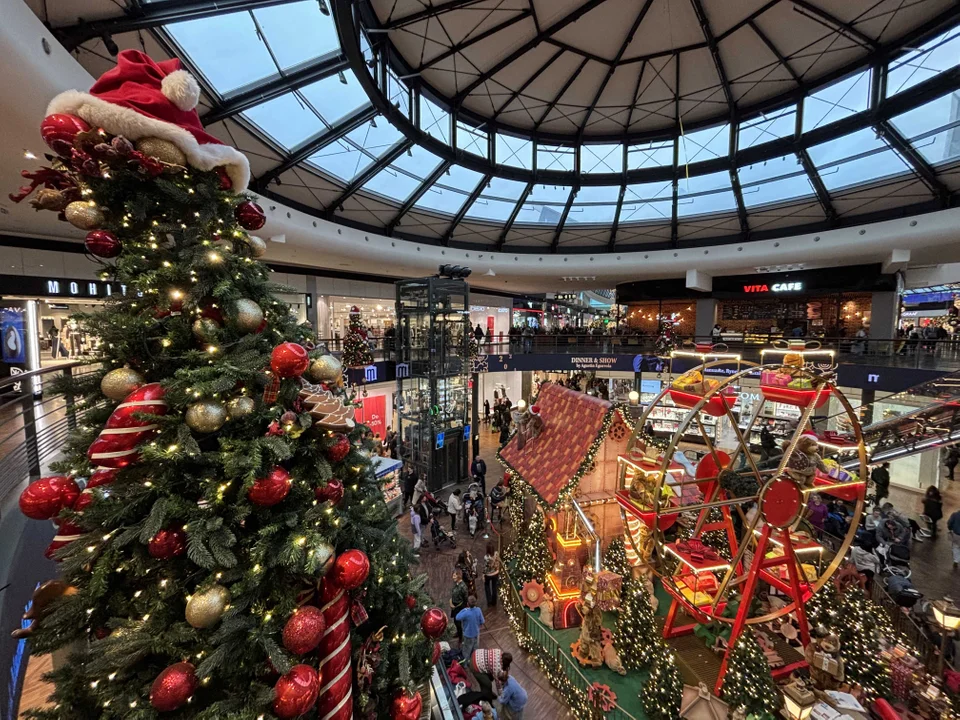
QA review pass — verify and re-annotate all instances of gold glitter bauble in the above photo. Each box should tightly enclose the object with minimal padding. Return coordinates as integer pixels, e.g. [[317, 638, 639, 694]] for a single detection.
[[185, 584, 230, 629], [136, 137, 187, 166], [231, 298, 263, 334], [314, 541, 335, 576], [307, 355, 342, 384], [185, 400, 227, 434], [246, 236, 267, 257], [100, 366, 145, 401], [226, 396, 256, 419], [191, 317, 220, 343], [64, 201, 104, 230]]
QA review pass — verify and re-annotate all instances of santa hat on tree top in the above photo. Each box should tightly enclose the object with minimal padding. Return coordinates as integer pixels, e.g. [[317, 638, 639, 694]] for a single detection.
[[46, 50, 250, 191]]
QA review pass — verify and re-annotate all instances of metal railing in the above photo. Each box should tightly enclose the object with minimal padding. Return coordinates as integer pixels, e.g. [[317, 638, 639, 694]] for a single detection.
[[318, 335, 960, 371], [500, 564, 639, 720], [869, 580, 954, 675]]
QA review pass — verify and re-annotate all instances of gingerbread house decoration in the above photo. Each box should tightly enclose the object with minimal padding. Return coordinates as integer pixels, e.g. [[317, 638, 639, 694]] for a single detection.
[[499, 382, 631, 549]]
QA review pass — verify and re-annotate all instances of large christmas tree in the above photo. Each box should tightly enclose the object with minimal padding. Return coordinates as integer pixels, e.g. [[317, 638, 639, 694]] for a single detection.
[[640, 648, 683, 720], [13, 51, 436, 719], [513, 509, 553, 585], [613, 577, 659, 671]]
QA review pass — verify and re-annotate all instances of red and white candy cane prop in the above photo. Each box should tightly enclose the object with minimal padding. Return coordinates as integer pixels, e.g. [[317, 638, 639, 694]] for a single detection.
[[316, 577, 353, 720], [87, 383, 167, 468]]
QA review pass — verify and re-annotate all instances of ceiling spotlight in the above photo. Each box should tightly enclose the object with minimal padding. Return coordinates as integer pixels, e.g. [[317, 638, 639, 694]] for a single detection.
[[318, 0, 331, 16], [406, 147, 413, 157], [371, 117, 378, 128], [337, 71, 348, 85]]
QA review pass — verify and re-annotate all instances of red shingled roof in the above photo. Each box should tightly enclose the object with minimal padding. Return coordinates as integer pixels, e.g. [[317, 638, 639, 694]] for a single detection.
[[499, 383, 614, 507]]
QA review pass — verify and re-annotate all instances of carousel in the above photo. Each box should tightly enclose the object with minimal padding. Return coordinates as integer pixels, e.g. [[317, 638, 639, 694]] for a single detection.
[[619, 340, 868, 693]]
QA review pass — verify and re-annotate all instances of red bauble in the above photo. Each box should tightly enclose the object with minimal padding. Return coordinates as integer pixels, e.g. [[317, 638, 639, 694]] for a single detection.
[[248, 466, 291, 506], [148, 528, 186, 559], [40, 114, 91, 156], [87, 383, 168, 469], [420, 607, 448, 639], [272, 664, 320, 719], [235, 200, 266, 230], [331, 549, 370, 591], [87, 468, 118, 489], [314, 479, 344, 505], [72, 490, 95, 513], [282, 606, 327, 655], [150, 662, 197, 712], [391, 690, 423, 720], [432, 642, 442, 665], [199, 300, 224, 324], [19, 476, 80, 520], [271, 342, 309, 378], [216, 167, 233, 191], [84, 230, 121, 259], [405, 595, 417, 611], [87, 468, 117, 490], [326, 433, 351, 463]]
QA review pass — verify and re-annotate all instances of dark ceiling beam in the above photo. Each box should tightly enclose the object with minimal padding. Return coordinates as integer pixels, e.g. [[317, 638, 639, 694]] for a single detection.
[[748, 20, 802, 86], [418, 10, 533, 71], [324, 138, 414, 218], [715, 0, 779, 41], [671, 55, 680, 248], [497, 182, 534, 251], [491, 47, 563, 121], [443, 173, 492, 244], [54, 0, 301, 50], [797, 147, 837, 224], [730, 169, 750, 237], [451, 0, 614, 106], [576, 0, 655, 140], [533, 57, 590, 131], [551, 187, 579, 252], [791, 0, 879, 50], [876, 120, 951, 207], [624, 60, 647, 132], [544, 38, 615, 67], [382, 0, 489, 30], [608, 183, 628, 250], [386, 160, 453, 235], [203, 53, 349, 124], [690, 0, 734, 111], [252, 103, 377, 190]]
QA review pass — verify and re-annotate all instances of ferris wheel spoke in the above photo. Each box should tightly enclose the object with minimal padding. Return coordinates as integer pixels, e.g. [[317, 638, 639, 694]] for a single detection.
[[710, 511, 763, 613]]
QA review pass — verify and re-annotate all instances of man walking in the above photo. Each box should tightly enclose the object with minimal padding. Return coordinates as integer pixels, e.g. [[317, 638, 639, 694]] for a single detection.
[[871, 462, 891, 506], [949, 508, 960, 569], [456, 596, 485, 660], [471, 454, 487, 494]]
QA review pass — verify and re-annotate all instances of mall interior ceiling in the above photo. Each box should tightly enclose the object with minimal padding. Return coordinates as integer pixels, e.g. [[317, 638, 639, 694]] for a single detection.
[[3, 0, 960, 293]]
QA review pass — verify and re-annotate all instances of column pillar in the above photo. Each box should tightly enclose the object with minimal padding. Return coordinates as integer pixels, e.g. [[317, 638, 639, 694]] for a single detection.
[[869, 291, 899, 356], [695, 298, 718, 342]]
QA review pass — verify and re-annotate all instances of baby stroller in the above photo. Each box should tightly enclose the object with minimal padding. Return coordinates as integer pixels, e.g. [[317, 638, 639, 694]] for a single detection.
[[429, 509, 457, 549], [463, 482, 486, 537], [877, 541, 911, 579]]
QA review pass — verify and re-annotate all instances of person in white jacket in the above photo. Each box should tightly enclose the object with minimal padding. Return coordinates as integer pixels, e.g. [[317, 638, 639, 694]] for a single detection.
[[447, 489, 463, 532]]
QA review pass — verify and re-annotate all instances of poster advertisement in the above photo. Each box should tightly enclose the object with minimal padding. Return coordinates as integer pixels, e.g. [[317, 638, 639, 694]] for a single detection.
[[356, 394, 387, 441], [1, 308, 26, 364]]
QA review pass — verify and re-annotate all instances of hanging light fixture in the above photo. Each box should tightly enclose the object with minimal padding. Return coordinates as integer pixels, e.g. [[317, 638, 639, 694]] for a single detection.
[[337, 71, 348, 85], [318, 0, 331, 16]]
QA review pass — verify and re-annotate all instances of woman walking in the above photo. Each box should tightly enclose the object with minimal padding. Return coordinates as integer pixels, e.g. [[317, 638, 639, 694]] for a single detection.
[[923, 485, 944, 538], [483, 542, 501, 608]]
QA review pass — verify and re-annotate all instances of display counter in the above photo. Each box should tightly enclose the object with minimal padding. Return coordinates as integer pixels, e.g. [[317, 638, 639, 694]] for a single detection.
[[372, 456, 403, 511]]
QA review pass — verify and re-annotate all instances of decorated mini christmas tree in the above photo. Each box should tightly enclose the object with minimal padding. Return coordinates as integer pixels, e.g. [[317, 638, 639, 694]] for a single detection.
[[613, 577, 659, 671], [343, 306, 374, 368], [602, 536, 629, 577], [12, 51, 436, 720], [721, 634, 783, 719], [655, 319, 674, 356], [513, 509, 553, 584], [640, 648, 684, 720], [806, 581, 893, 699]]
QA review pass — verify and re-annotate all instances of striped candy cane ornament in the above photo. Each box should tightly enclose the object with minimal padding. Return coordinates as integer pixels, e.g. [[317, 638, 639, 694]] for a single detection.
[[316, 577, 353, 720], [87, 383, 167, 468]]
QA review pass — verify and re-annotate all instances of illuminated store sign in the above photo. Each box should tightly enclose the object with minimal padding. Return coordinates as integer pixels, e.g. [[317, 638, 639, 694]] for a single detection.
[[742, 282, 804, 293]]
